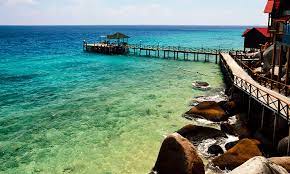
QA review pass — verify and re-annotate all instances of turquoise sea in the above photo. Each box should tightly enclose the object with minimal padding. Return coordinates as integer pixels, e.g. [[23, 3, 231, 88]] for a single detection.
[[0, 26, 246, 174]]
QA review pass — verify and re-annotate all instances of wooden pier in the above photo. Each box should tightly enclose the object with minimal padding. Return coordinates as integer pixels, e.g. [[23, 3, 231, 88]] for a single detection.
[[84, 43, 129, 55], [220, 53, 290, 154], [127, 44, 235, 64]]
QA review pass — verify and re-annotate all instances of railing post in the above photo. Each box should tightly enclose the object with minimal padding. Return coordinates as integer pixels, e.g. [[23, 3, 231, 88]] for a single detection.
[[285, 104, 289, 155], [261, 106, 265, 129], [248, 95, 251, 120]]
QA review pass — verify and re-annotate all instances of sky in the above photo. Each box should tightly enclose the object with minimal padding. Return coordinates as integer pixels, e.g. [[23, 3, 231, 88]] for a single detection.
[[0, 0, 268, 25]]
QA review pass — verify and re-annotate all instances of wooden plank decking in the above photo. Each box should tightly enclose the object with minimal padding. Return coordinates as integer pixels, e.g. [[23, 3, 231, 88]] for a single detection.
[[221, 53, 290, 119]]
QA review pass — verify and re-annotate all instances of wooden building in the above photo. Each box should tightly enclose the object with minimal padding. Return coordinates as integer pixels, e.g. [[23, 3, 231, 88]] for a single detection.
[[242, 27, 270, 50], [262, 0, 290, 90], [83, 32, 130, 55]]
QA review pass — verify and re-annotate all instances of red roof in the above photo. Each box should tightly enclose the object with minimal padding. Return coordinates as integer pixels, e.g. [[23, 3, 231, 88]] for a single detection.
[[264, 0, 281, 13], [242, 27, 270, 38], [264, 0, 274, 13]]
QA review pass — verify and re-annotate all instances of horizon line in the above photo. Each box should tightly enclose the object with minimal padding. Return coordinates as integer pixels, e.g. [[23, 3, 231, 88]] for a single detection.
[[0, 24, 266, 27]]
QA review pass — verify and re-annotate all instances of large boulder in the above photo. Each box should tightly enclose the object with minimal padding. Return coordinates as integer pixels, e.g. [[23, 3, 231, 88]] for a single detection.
[[277, 136, 289, 156], [212, 139, 262, 170], [228, 156, 288, 174], [152, 133, 205, 174], [177, 124, 227, 145], [269, 157, 290, 172], [184, 101, 228, 122]]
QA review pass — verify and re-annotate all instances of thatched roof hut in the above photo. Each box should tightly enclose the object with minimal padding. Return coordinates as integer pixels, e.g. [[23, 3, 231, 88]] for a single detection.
[[107, 32, 130, 40]]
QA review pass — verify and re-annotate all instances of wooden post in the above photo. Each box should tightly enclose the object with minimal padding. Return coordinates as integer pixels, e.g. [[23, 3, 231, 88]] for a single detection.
[[278, 45, 283, 84], [215, 50, 218, 64], [197, 54, 199, 61], [273, 113, 278, 146], [184, 52, 186, 60], [261, 106, 265, 129], [285, 48, 290, 88], [248, 96, 251, 120], [271, 38, 277, 89], [177, 52, 179, 60], [158, 50, 160, 57], [287, 125, 290, 155], [164, 51, 166, 58]]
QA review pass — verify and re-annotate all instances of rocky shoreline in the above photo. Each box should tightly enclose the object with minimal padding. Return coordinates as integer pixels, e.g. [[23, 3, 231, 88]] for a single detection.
[[150, 83, 290, 174]]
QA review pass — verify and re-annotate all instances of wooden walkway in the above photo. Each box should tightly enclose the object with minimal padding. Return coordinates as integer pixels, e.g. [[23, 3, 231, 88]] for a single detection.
[[221, 53, 290, 150], [221, 53, 290, 119], [127, 44, 235, 63]]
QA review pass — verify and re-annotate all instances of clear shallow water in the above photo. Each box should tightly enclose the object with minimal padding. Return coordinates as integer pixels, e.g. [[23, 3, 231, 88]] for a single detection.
[[0, 26, 245, 174]]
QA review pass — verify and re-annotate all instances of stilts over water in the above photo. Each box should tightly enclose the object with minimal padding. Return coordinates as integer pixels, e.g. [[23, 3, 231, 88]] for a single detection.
[[83, 32, 130, 55]]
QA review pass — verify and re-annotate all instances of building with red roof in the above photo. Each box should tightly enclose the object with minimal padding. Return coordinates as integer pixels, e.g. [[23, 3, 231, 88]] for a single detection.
[[242, 27, 270, 49]]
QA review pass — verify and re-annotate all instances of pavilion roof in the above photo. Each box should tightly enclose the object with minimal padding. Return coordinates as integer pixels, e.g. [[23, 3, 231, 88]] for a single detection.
[[107, 32, 130, 39]]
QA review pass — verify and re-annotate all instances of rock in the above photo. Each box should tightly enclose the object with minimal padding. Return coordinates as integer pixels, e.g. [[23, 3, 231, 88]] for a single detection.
[[152, 133, 205, 174], [220, 123, 237, 136], [208, 145, 224, 156], [192, 81, 210, 90], [184, 101, 228, 122], [228, 156, 288, 174], [225, 141, 239, 151], [177, 124, 227, 145], [269, 157, 290, 172], [220, 101, 238, 115], [212, 139, 262, 170], [277, 136, 289, 156]]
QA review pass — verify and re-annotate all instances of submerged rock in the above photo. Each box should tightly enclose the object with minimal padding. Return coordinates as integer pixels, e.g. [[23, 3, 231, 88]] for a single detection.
[[269, 157, 290, 172], [152, 133, 205, 174], [228, 156, 288, 174], [208, 145, 224, 156], [192, 81, 210, 90], [277, 136, 290, 156], [177, 124, 227, 145], [184, 101, 228, 122], [212, 139, 262, 170]]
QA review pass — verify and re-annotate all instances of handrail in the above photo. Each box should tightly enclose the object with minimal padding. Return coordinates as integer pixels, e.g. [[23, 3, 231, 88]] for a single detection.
[[128, 44, 239, 53], [220, 53, 290, 119], [230, 52, 290, 96], [233, 75, 290, 119]]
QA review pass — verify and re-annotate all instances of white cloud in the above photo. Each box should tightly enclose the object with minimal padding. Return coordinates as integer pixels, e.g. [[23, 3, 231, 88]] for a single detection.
[[0, 0, 268, 25], [1, 0, 37, 6]]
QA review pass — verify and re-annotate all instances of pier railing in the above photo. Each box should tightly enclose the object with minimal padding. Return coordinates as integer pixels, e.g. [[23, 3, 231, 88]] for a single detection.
[[128, 44, 236, 54], [229, 51, 290, 97], [233, 75, 290, 119], [220, 52, 290, 149]]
